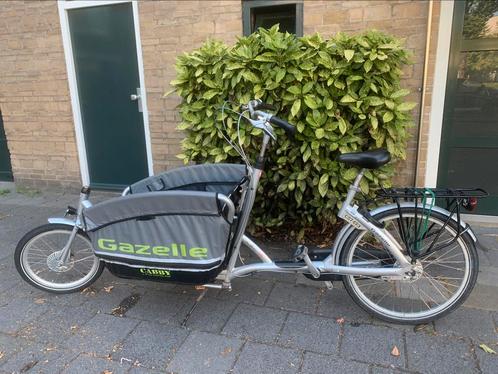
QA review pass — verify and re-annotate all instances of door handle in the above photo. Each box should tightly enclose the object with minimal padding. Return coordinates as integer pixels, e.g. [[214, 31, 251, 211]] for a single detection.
[[130, 88, 143, 112]]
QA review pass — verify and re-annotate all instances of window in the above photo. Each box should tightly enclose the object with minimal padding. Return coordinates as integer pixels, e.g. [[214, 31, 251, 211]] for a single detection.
[[242, 1, 303, 36]]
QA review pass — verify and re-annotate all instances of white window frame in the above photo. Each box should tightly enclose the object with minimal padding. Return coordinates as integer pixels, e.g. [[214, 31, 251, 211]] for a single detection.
[[424, 0, 454, 188], [57, 0, 154, 186]]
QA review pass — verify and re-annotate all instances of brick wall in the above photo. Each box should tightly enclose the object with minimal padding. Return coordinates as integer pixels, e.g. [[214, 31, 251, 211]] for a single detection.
[[0, 1, 80, 188], [138, 0, 242, 174], [0, 0, 434, 188]]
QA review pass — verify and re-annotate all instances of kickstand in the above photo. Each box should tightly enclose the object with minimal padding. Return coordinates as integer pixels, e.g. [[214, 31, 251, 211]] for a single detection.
[[180, 287, 208, 327]]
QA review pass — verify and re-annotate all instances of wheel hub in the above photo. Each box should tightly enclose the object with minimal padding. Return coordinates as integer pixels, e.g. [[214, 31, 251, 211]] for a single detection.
[[405, 261, 424, 282], [46, 251, 73, 272]]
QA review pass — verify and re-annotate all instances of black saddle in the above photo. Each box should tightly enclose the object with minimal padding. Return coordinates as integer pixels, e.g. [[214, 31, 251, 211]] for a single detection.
[[337, 149, 391, 169]]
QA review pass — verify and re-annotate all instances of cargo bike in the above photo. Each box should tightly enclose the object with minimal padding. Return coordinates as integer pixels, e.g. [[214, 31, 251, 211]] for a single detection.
[[15, 100, 487, 324]]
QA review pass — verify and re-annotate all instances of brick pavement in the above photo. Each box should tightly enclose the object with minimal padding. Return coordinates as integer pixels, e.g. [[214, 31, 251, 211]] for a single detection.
[[0, 190, 497, 373]]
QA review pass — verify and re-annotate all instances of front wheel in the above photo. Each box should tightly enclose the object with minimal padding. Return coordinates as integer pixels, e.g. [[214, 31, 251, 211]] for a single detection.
[[14, 224, 104, 294], [340, 207, 478, 324]]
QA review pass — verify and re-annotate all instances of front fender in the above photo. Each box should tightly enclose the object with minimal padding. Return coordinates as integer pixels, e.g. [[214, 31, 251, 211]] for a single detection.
[[326, 202, 477, 266], [48, 217, 83, 229]]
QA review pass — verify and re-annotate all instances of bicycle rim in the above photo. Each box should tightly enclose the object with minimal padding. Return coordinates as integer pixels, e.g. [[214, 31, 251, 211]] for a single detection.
[[21, 229, 100, 291], [344, 211, 473, 321]]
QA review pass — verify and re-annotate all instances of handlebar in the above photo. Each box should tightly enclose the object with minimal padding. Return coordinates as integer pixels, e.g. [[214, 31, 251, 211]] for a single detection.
[[241, 99, 296, 138], [269, 115, 296, 137]]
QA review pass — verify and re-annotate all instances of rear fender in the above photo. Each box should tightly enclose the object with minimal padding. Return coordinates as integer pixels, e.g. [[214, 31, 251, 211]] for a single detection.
[[325, 202, 477, 266]]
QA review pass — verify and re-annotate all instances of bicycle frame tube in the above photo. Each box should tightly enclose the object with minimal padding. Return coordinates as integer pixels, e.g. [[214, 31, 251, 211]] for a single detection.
[[221, 161, 413, 283]]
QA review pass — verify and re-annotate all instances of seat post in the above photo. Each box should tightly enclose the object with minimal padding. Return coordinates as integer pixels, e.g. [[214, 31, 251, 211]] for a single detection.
[[338, 169, 365, 218]]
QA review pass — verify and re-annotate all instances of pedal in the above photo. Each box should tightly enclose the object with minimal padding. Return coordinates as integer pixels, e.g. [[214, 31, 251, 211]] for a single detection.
[[292, 245, 321, 279]]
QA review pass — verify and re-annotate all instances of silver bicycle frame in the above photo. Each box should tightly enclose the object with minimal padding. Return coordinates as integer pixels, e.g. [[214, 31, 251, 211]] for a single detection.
[[51, 108, 417, 286]]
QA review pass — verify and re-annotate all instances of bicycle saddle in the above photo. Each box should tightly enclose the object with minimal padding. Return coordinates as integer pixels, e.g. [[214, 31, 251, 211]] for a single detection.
[[337, 148, 391, 169]]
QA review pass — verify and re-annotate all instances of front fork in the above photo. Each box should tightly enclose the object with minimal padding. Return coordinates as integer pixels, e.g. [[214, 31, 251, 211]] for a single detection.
[[56, 187, 91, 265]]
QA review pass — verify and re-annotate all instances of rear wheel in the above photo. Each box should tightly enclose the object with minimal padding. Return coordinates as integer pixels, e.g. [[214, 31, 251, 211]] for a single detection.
[[340, 207, 478, 324], [14, 224, 104, 294]]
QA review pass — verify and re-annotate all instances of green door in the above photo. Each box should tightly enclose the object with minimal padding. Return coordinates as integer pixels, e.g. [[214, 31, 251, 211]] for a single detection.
[[438, 1, 498, 215], [68, 3, 148, 189], [0, 110, 13, 182]]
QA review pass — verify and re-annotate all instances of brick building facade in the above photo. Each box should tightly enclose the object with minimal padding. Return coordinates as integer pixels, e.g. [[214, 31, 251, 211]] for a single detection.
[[0, 1, 496, 216]]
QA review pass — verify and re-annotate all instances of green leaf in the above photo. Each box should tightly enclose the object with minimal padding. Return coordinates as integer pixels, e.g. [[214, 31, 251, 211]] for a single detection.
[[370, 116, 378, 129], [291, 99, 301, 117], [479, 344, 497, 355], [242, 70, 259, 83], [287, 85, 301, 95], [343, 168, 357, 181], [315, 128, 325, 139], [340, 94, 355, 103], [302, 81, 314, 94], [304, 95, 319, 109], [303, 147, 312, 162], [397, 102, 417, 111], [360, 178, 369, 194], [277, 183, 288, 193], [391, 88, 410, 99], [344, 49, 355, 62], [363, 60, 373, 73], [318, 174, 329, 197], [275, 69, 286, 83], [338, 117, 347, 134], [203, 90, 218, 100], [383, 111, 394, 123], [324, 97, 334, 110]]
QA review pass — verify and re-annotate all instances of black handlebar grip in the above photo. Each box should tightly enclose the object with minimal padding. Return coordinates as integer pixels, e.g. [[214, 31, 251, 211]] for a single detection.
[[269, 116, 296, 137], [258, 103, 277, 111]]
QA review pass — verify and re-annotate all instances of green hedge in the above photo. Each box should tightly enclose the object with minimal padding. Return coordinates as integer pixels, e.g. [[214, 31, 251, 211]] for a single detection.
[[168, 26, 415, 233]]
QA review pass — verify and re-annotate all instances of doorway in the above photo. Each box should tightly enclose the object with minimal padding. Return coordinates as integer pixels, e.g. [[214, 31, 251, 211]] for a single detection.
[[59, 0, 153, 189]]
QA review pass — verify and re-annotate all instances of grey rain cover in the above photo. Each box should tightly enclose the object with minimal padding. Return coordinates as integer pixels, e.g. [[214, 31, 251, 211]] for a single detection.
[[84, 191, 231, 271], [129, 163, 247, 195]]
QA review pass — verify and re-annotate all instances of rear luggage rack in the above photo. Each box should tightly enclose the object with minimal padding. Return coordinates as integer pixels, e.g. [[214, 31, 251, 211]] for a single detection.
[[376, 188, 488, 259]]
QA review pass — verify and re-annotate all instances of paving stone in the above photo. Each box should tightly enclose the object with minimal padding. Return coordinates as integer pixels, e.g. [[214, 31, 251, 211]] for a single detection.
[[29, 350, 79, 374], [81, 283, 146, 315], [222, 303, 287, 343], [341, 324, 405, 367], [370, 367, 411, 373], [17, 305, 96, 344], [265, 282, 320, 313], [232, 341, 300, 374], [111, 320, 188, 370], [214, 277, 274, 306], [301, 352, 369, 374], [125, 290, 192, 324], [64, 313, 139, 356], [475, 342, 498, 374], [127, 366, 164, 374], [277, 312, 340, 354], [0, 341, 68, 374], [0, 261, 21, 294], [167, 331, 243, 374], [435, 307, 498, 342], [62, 354, 130, 374], [0, 334, 29, 368], [316, 287, 372, 323], [0, 287, 48, 334], [176, 296, 239, 333], [406, 332, 477, 373]]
